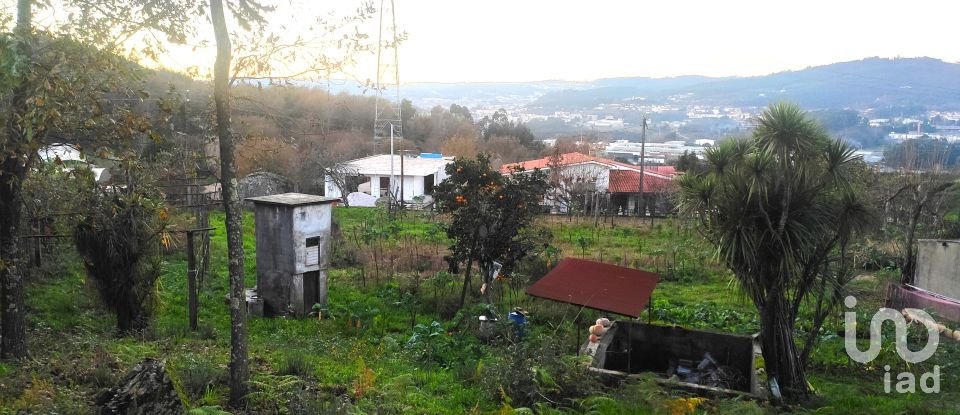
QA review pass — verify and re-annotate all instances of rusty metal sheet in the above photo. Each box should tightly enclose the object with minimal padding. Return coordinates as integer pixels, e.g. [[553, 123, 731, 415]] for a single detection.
[[526, 258, 660, 317]]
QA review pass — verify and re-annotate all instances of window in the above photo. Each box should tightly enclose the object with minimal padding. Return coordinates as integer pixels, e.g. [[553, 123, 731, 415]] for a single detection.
[[305, 237, 320, 265]]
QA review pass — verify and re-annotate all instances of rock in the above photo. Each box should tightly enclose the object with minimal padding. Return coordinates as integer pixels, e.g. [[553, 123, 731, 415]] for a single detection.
[[346, 192, 378, 207], [239, 171, 294, 206], [95, 358, 184, 415]]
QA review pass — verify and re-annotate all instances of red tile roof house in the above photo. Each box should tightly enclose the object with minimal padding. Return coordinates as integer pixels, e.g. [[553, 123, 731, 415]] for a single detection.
[[500, 152, 677, 215]]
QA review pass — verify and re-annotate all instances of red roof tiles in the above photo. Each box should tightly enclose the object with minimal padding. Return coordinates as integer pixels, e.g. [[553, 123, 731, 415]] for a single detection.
[[608, 169, 675, 194], [501, 152, 675, 178]]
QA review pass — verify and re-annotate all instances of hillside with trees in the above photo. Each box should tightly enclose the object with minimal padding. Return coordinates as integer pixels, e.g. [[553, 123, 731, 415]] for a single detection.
[[531, 57, 960, 110]]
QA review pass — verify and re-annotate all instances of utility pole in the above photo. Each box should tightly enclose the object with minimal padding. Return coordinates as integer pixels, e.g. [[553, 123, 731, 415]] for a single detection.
[[390, 123, 395, 212], [399, 135, 405, 209], [639, 117, 647, 219]]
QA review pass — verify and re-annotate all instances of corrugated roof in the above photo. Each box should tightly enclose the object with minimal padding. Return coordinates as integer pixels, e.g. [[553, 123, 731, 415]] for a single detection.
[[526, 258, 660, 317]]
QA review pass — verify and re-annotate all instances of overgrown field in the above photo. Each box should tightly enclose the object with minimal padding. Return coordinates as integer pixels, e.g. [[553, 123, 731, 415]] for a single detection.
[[0, 208, 957, 414]]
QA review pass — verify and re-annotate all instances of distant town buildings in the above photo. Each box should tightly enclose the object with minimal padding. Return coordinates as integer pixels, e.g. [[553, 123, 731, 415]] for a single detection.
[[604, 140, 707, 165]]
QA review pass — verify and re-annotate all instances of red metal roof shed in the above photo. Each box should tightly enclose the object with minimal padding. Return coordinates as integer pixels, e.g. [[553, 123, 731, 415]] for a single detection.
[[526, 258, 660, 318]]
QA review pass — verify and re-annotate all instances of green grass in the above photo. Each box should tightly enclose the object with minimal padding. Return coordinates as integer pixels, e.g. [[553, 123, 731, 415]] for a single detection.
[[2, 207, 958, 414]]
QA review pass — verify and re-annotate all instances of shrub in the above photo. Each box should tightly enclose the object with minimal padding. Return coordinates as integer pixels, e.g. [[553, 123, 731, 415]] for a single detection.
[[74, 186, 169, 335], [247, 374, 303, 415], [480, 339, 602, 408], [172, 357, 228, 403], [277, 352, 313, 378]]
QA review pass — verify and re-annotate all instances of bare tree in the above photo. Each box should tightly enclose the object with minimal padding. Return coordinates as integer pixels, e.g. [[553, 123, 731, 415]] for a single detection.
[[206, 2, 382, 405], [883, 139, 958, 284], [542, 150, 606, 215], [209, 0, 250, 406], [322, 161, 360, 207]]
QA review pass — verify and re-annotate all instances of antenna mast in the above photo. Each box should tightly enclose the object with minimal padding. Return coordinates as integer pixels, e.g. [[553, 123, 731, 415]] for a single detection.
[[373, 0, 402, 206]]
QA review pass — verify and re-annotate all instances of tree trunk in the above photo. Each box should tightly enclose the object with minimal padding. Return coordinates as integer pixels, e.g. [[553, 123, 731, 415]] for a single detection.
[[759, 290, 808, 402], [901, 201, 922, 285], [0, 159, 27, 360], [0, 0, 33, 360], [479, 262, 493, 305], [116, 294, 146, 336], [458, 254, 475, 310], [210, 0, 248, 407]]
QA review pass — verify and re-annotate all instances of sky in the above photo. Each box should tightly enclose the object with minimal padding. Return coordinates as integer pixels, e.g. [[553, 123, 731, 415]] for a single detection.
[[7, 0, 960, 84], [387, 0, 960, 83]]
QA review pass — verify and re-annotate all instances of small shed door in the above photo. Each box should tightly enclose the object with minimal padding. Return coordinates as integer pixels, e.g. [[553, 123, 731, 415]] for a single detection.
[[303, 271, 319, 310], [424, 174, 435, 194]]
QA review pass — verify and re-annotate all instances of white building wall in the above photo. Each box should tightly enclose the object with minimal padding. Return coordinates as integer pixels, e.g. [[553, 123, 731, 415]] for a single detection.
[[291, 203, 332, 275], [325, 164, 450, 202], [399, 175, 419, 201], [370, 175, 384, 197], [596, 170, 611, 192], [436, 167, 449, 183], [411, 176, 425, 200]]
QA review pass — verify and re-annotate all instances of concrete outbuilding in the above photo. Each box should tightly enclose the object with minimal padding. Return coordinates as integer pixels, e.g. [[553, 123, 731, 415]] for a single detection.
[[886, 239, 960, 323], [915, 239, 960, 301], [247, 193, 338, 317]]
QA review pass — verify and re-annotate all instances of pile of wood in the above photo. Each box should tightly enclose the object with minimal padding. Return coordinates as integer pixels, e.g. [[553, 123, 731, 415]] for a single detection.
[[903, 308, 960, 341]]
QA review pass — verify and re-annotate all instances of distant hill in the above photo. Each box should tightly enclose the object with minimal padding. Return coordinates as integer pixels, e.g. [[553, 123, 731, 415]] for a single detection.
[[529, 57, 960, 110], [398, 80, 587, 109], [198, 57, 960, 114]]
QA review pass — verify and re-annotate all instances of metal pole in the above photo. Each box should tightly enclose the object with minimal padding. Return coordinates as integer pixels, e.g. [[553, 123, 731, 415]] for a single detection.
[[187, 230, 198, 331], [639, 117, 647, 219], [32, 217, 41, 267], [400, 143, 405, 209], [390, 123, 395, 209]]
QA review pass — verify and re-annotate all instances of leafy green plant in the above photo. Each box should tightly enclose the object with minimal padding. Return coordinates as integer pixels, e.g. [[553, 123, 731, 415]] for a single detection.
[[247, 374, 302, 415], [406, 321, 451, 365], [480, 339, 602, 408], [332, 300, 381, 333], [652, 299, 758, 334]]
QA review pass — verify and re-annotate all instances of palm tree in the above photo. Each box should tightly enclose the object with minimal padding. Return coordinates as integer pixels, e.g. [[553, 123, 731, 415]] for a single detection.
[[676, 102, 869, 401]]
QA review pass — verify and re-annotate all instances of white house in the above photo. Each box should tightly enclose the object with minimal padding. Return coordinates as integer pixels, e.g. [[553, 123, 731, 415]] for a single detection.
[[501, 152, 676, 214], [324, 154, 451, 202], [38, 143, 110, 183]]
